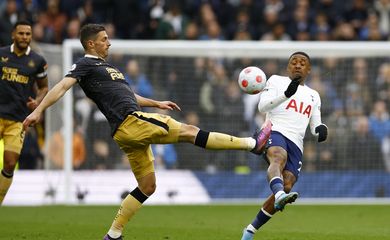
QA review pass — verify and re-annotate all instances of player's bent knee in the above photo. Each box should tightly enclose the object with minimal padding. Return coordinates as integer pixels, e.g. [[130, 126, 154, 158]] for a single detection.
[[3, 154, 19, 173], [139, 183, 156, 196], [178, 124, 200, 142]]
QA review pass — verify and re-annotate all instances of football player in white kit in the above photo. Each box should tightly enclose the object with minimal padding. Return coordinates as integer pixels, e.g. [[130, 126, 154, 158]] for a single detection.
[[241, 52, 328, 240]]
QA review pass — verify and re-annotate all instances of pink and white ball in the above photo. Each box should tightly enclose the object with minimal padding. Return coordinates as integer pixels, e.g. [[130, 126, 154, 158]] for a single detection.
[[238, 66, 267, 94]]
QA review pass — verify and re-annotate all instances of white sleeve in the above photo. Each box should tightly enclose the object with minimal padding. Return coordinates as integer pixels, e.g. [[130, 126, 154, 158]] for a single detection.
[[309, 93, 323, 135], [258, 80, 288, 113]]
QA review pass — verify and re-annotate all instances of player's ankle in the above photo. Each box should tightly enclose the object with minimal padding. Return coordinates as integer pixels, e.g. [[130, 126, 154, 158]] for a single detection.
[[275, 191, 285, 199]]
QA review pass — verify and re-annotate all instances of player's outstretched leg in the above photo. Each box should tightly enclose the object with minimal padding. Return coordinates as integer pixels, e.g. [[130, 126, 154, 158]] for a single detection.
[[241, 228, 255, 240], [103, 234, 122, 240], [274, 191, 298, 211], [251, 120, 272, 155]]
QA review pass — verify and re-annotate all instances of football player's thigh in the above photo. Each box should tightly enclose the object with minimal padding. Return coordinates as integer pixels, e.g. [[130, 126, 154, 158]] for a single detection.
[[126, 145, 155, 180], [151, 116, 182, 144], [3, 120, 24, 154], [284, 143, 302, 180]]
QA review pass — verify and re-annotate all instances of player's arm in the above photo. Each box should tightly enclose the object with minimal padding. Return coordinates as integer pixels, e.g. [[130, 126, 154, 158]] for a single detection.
[[135, 93, 181, 111], [23, 77, 77, 130], [27, 62, 49, 110], [309, 95, 328, 142], [258, 77, 301, 112], [34, 76, 49, 104], [26, 76, 49, 111]]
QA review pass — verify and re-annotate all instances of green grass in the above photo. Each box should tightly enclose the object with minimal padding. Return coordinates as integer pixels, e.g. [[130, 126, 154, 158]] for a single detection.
[[0, 205, 390, 240]]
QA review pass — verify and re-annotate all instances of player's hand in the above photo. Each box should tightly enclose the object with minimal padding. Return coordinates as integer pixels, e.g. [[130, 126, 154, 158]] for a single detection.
[[26, 96, 38, 111], [284, 77, 301, 98], [157, 101, 181, 111], [315, 124, 328, 142], [22, 111, 41, 131]]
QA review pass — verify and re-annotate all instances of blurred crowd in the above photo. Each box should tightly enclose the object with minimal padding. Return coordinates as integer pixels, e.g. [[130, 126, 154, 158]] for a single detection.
[[1, 0, 390, 45], [2, 0, 390, 173]]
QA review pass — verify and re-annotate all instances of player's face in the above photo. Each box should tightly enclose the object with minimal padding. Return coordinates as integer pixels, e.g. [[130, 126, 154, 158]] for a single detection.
[[287, 54, 311, 82], [92, 31, 111, 59], [12, 25, 32, 50]]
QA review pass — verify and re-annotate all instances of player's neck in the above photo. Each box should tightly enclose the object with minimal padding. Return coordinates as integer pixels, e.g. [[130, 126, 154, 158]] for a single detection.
[[13, 44, 28, 56]]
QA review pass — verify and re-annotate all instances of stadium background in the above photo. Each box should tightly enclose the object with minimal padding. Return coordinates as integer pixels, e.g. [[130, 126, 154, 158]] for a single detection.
[[1, 0, 390, 205]]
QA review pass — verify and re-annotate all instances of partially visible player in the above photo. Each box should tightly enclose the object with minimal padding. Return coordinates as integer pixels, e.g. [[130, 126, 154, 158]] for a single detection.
[[22, 24, 271, 240], [0, 20, 48, 205], [241, 52, 328, 240]]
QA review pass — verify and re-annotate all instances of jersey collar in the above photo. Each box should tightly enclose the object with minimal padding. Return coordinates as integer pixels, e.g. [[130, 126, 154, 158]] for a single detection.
[[85, 54, 105, 61], [10, 44, 31, 55]]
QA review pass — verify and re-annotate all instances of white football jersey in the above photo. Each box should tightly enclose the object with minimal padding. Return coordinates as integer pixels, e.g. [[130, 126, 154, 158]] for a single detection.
[[258, 75, 322, 152]]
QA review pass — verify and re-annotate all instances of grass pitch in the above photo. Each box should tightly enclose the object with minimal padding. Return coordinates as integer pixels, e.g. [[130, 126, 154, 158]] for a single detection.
[[0, 204, 389, 240]]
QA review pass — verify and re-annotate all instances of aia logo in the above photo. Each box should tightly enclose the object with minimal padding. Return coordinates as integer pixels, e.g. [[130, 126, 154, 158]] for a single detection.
[[286, 99, 312, 118]]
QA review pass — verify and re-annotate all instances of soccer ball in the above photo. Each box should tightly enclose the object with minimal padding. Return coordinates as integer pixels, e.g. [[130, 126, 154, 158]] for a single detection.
[[238, 66, 267, 94]]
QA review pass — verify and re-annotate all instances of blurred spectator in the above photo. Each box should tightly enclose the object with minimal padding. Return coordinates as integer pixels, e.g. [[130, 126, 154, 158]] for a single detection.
[[124, 59, 154, 98], [184, 21, 199, 40], [287, 3, 311, 40], [258, 7, 280, 38], [199, 20, 224, 40], [313, 0, 344, 28], [140, 1, 164, 39], [345, 58, 373, 116], [19, 0, 38, 24], [376, 63, 390, 106], [85, 105, 121, 169], [0, 0, 19, 45], [369, 100, 390, 172], [359, 12, 386, 41], [261, 21, 292, 41], [333, 22, 356, 40], [374, 0, 390, 38], [111, 0, 144, 39], [324, 107, 351, 170], [226, 9, 257, 40], [213, 80, 247, 170], [199, 62, 228, 129], [176, 111, 208, 170], [152, 144, 177, 169], [345, 83, 366, 118], [76, 0, 96, 26], [38, 0, 67, 44], [346, 115, 384, 170], [198, 2, 217, 30], [310, 12, 331, 40], [47, 121, 86, 170], [63, 17, 80, 39], [307, 66, 342, 118], [343, 0, 369, 34], [321, 57, 347, 98], [155, 0, 189, 39]]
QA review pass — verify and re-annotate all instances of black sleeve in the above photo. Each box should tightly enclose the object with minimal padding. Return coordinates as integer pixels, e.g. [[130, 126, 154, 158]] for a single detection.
[[65, 59, 90, 82], [36, 56, 48, 79]]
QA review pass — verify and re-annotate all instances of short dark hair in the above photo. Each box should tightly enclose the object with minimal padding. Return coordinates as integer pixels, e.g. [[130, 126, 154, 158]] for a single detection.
[[13, 20, 32, 30], [80, 24, 106, 50], [289, 51, 311, 63]]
